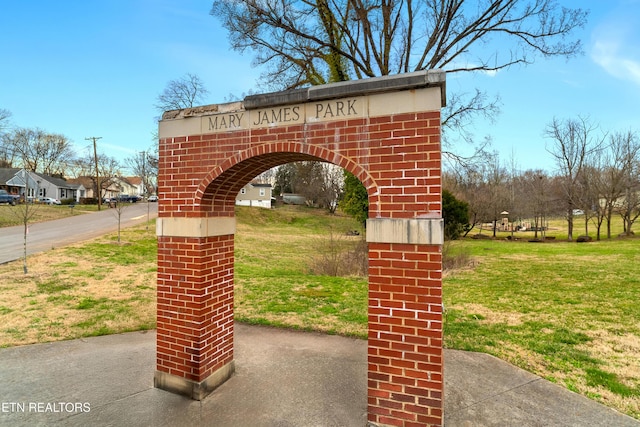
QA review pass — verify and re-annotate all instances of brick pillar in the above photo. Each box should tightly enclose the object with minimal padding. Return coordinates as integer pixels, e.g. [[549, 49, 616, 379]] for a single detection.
[[367, 219, 444, 427], [154, 217, 236, 400]]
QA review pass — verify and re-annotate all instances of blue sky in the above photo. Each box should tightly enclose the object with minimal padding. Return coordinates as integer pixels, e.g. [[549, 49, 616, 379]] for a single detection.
[[1, 0, 638, 173]]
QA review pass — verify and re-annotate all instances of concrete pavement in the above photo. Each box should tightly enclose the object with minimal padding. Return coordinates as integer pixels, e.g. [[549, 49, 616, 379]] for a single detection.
[[0, 323, 637, 427]]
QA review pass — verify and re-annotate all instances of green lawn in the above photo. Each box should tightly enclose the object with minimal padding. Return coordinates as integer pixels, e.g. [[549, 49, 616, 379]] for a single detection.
[[443, 237, 640, 417], [234, 206, 369, 336], [0, 203, 100, 227], [0, 205, 638, 418]]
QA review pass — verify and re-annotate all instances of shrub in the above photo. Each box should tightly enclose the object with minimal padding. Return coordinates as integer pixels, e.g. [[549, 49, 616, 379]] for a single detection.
[[308, 227, 368, 277], [443, 189, 470, 240]]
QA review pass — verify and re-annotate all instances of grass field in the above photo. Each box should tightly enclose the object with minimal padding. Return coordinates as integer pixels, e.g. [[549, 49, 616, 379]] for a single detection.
[[444, 237, 640, 417], [0, 203, 100, 228], [0, 205, 637, 418]]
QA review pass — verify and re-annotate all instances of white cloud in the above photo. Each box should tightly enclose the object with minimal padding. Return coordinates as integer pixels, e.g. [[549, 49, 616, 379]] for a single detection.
[[590, 2, 640, 87], [592, 40, 640, 86]]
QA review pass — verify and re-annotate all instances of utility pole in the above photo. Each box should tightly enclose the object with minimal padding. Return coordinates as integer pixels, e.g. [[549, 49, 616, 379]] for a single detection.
[[142, 150, 149, 230], [86, 137, 102, 210]]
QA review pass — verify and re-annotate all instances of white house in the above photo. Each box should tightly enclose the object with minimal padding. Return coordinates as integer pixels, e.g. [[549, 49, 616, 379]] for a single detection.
[[236, 183, 272, 208]]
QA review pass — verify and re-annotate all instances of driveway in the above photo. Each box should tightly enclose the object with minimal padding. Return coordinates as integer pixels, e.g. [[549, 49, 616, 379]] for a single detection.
[[0, 202, 158, 264]]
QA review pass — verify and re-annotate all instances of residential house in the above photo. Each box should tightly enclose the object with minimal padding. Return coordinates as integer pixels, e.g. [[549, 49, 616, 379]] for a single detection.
[[68, 176, 145, 201], [236, 183, 272, 208], [117, 176, 146, 197], [67, 176, 98, 200], [0, 168, 22, 197], [0, 168, 85, 202], [33, 172, 85, 202]]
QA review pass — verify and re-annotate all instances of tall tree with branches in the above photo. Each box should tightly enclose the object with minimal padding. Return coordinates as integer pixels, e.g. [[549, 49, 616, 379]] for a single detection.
[[125, 149, 158, 196], [0, 108, 11, 131], [155, 73, 210, 112], [545, 115, 605, 241], [68, 153, 122, 202], [0, 108, 14, 167], [4, 127, 75, 176], [611, 130, 640, 236], [211, 0, 587, 151], [153, 73, 210, 160], [212, 0, 588, 223]]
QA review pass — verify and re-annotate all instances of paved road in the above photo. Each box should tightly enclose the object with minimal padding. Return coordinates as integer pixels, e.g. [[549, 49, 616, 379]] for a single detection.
[[0, 202, 158, 264]]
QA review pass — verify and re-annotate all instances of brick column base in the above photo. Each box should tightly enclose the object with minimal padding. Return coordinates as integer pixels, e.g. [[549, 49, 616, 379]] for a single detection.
[[154, 361, 235, 400]]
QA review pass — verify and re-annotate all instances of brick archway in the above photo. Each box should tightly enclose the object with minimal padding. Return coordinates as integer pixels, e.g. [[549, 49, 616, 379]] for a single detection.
[[155, 70, 446, 426]]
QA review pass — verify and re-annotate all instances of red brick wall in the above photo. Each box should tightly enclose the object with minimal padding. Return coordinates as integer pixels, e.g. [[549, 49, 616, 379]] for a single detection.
[[157, 235, 234, 381], [157, 109, 443, 426], [368, 243, 443, 426]]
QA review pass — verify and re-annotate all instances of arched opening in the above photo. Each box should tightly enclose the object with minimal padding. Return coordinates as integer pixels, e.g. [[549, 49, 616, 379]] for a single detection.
[[210, 158, 371, 423]]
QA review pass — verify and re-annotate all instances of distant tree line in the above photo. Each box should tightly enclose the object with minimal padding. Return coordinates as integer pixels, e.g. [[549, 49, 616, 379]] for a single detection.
[[446, 117, 640, 241], [0, 123, 158, 203], [0, 74, 209, 202]]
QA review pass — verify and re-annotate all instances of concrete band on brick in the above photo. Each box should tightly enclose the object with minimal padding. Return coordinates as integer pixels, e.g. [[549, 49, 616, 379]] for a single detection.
[[154, 361, 235, 401], [158, 70, 446, 138], [156, 217, 236, 238], [243, 69, 446, 109], [366, 218, 444, 245]]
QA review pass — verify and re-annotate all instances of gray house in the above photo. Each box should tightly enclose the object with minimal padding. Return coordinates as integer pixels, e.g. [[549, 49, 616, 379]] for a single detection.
[[33, 172, 85, 202], [236, 183, 272, 208], [0, 168, 85, 202]]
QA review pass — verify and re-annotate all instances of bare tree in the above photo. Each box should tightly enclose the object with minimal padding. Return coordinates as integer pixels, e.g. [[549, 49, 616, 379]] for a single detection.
[[0, 108, 11, 130], [4, 127, 76, 176], [152, 73, 211, 151], [272, 161, 343, 212], [519, 170, 551, 239], [0, 137, 17, 168], [0, 108, 12, 167], [587, 135, 628, 239], [212, 0, 587, 155], [155, 73, 210, 112], [445, 154, 509, 237], [125, 149, 158, 229], [254, 166, 277, 185], [483, 152, 510, 237], [112, 200, 133, 244], [7, 169, 42, 274], [574, 163, 599, 237], [125, 149, 158, 196], [611, 130, 640, 236], [319, 163, 344, 213], [68, 153, 122, 202], [545, 116, 605, 241], [212, 1, 587, 219], [444, 168, 485, 236], [212, 0, 585, 84]]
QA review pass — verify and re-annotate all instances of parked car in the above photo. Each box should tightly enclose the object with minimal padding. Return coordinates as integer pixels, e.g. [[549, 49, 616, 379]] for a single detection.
[[116, 194, 138, 203], [0, 190, 16, 205], [148, 195, 158, 202], [41, 197, 61, 205]]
